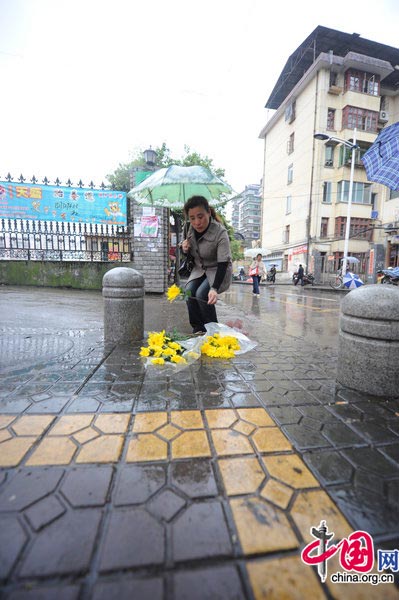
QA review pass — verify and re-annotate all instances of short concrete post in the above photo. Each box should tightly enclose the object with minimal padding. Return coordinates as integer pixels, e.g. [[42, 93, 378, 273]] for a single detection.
[[102, 267, 144, 343], [337, 285, 399, 397]]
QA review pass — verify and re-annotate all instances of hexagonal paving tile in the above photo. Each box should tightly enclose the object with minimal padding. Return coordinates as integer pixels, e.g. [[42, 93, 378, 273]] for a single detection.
[[218, 457, 265, 495], [230, 496, 298, 555]]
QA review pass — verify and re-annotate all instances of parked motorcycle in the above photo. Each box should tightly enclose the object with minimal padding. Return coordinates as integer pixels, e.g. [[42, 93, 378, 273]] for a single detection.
[[292, 271, 315, 286], [377, 267, 399, 285]]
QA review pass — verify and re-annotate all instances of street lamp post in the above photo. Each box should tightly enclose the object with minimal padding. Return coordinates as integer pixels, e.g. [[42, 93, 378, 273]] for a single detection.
[[143, 146, 157, 168], [314, 130, 358, 277]]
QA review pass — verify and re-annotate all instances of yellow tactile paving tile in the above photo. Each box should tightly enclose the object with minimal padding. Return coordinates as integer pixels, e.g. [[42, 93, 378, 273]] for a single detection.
[[291, 489, 352, 541], [247, 555, 325, 600], [252, 427, 293, 452], [132, 412, 167, 433], [157, 423, 181, 441], [11, 415, 55, 436], [126, 434, 168, 462], [262, 454, 320, 488], [0, 429, 12, 443], [171, 410, 203, 429], [232, 420, 256, 436], [211, 429, 254, 456], [73, 427, 100, 444], [76, 435, 124, 463], [218, 457, 265, 495], [237, 408, 276, 427], [0, 437, 38, 467], [0, 416, 15, 428], [231, 496, 299, 554], [48, 415, 94, 436], [94, 414, 130, 434], [171, 430, 211, 459], [260, 479, 293, 510], [205, 408, 237, 428], [26, 437, 77, 466]]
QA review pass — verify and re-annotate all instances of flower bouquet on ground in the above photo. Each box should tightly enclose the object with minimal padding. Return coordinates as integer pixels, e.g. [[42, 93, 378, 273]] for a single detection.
[[139, 329, 202, 372], [200, 322, 257, 357]]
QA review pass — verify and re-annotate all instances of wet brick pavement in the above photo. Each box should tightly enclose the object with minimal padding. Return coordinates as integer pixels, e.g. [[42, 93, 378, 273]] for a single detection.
[[0, 287, 398, 599]]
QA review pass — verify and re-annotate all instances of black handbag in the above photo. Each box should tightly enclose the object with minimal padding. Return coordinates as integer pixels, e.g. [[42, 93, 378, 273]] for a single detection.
[[178, 254, 194, 278]]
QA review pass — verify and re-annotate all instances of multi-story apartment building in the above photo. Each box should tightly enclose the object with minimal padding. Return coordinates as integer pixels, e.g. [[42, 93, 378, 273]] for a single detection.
[[229, 184, 262, 248], [259, 26, 399, 278]]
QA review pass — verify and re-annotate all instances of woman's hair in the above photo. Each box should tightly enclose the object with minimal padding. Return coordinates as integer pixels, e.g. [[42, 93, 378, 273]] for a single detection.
[[256, 253, 262, 259], [184, 195, 221, 222]]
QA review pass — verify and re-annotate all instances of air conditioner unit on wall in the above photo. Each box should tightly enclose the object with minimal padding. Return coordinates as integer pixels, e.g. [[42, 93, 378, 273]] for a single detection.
[[379, 111, 389, 123]]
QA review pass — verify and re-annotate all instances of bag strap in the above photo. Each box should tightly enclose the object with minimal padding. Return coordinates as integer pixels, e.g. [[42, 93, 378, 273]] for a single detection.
[[183, 222, 202, 266]]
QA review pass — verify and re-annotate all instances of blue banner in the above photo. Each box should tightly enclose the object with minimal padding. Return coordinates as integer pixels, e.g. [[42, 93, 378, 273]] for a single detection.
[[0, 182, 127, 225]]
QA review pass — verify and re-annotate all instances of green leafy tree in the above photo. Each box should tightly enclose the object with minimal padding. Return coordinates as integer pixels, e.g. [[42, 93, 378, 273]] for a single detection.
[[106, 144, 240, 252]]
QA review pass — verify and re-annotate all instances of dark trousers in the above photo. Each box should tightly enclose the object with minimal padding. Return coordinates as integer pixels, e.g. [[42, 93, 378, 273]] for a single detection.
[[252, 275, 261, 294], [295, 275, 304, 286], [185, 275, 217, 331]]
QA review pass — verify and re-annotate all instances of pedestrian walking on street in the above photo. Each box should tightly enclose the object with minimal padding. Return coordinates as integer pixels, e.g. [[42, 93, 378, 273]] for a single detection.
[[249, 253, 267, 297], [181, 196, 232, 334], [295, 264, 305, 286], [269, 265, 277, 283]]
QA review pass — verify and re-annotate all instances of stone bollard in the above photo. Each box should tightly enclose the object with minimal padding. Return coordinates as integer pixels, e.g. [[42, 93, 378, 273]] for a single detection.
[[337, 285, 399, 397], [102, 267, 144, 344]]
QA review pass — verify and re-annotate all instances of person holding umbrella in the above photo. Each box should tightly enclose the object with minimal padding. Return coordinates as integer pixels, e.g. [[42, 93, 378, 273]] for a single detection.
[[181, 196, 232, 334]]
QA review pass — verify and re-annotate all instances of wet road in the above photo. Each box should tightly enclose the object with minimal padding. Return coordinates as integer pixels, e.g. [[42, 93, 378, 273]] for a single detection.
[[1, 284, 343, 342], [223, 284, 342, 348], [0, 285, 343, 367]]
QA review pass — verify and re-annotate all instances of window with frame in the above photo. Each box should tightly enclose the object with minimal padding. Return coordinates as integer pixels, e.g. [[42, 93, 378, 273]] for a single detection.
[[322, 182, 332, 203], [285, 100, 296, 123], [287, 164, 293, 184], [342, 106, 378, 133], [337, 180, 372, 204], [344, 69, 380, 96], [283, 225, 290, 244], [320, 217, 329, 238], [286, 195, 292, 214], [338, 144, 369, 166], [287, 132, 295, 154], [334, 217, 373, 240], [324, 146, 334, 167], [327, 108, 335, 130]]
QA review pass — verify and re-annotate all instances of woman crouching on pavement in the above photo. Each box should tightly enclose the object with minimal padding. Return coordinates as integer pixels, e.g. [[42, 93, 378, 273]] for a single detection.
[[180, 195, 232, 334]]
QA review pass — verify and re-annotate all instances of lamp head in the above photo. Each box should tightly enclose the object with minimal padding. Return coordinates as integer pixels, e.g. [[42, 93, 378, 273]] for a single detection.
[[143, 146, 157, 166], [314, 132, 330, 141]]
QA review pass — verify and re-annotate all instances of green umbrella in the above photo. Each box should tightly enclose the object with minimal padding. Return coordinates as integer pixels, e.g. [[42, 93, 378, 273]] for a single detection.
[[127, 164, 232, 207], [127, 164, 233, 286]]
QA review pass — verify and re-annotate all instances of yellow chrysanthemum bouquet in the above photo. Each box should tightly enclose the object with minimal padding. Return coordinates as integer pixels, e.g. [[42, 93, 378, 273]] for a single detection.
[[200, 333, 241, 359], [140, 329, 201, 371]]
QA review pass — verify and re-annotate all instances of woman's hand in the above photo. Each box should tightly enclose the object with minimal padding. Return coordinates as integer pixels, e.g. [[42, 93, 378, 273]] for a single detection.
[[181, 239, 190, 254], [208, 289, 218, 305]]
